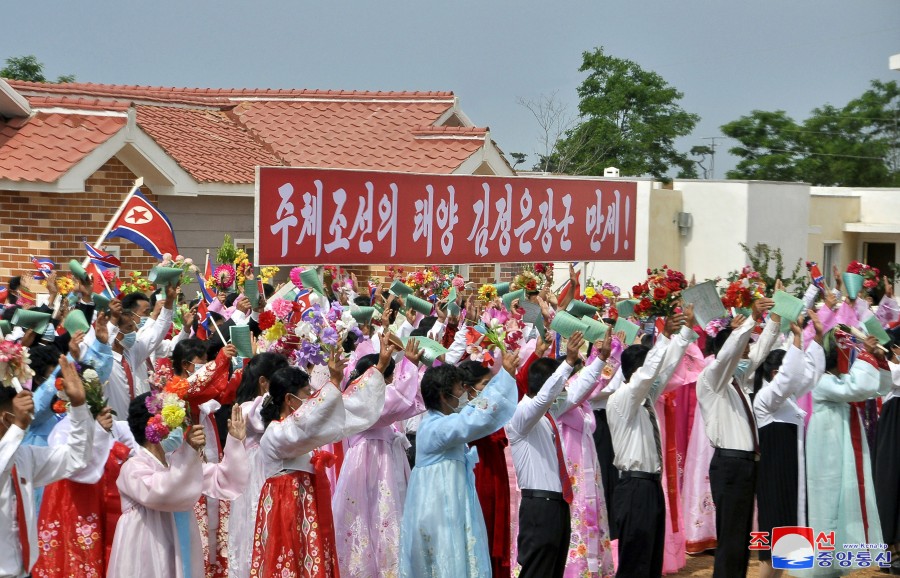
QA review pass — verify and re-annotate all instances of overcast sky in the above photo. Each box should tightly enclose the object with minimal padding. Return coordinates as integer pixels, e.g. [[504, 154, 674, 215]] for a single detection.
[[5, 0, 899, 177]]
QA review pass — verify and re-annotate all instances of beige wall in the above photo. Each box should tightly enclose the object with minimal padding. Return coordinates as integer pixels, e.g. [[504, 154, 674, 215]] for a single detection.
[[808, 193, 860, 271], [647, 187, 683, 271]]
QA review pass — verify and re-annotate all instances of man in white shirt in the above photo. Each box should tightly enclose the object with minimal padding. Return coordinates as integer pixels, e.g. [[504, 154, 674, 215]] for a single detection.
[[607, 311, 695, 578], [107, 286, 176, 418], [696, 297, 774, 578], [0, 357, 93, 578], [507, 332, 584, 578]]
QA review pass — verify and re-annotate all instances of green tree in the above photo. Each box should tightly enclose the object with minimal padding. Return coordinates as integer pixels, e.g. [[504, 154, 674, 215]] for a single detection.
[[722, 80, 900, 186], [552, 47, 700, 179], [1, 55, 75, 83]]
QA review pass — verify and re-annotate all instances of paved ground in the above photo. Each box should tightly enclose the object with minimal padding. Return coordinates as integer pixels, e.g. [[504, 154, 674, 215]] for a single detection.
[[673, 552, 886, 576]]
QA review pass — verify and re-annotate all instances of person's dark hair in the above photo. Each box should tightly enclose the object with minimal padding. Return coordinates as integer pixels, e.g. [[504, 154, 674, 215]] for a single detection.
[[260, 366, 311, 426], [149, 291, 159, 309], [343, 332, 359, 354], [824, 343, 839, 373], [621, 344, 650, 382], [353, 295, 371, 308], [640, 334, 654, 348], [128, 392, 155, 446], [8, 276, 21, 292], [410, 316, 438, 338], [121, 292, 149, 313], [0, 383, 17, 408], [172, 338, 208, 377], [707, 327, 734, 357], [28, 345, 61, 385], [1, 306, 17, 322], [225, 292, 240, 308], [263, 283, 276, 299], [235, 352, 290, 404], [459, 360, 490, 388], [752, 348, 787, 396], [422, 364, 463, 411], [348, 353, 394, 386], [527, 357, 561, 397]]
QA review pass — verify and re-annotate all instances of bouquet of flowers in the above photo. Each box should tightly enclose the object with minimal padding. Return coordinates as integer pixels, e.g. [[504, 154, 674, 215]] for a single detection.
[[480, 305, 526, 353], [52, 367, 108, 418], [208, 264, 236, 292], [0, 342, 34, 392], [259, 266, 280, 285], [144, 387, 188, 444], [583, 279, 620, 310], [514, 263, 551, 294], [160, 253, 200, 286], [52, 275, 76, 296], [385, 265, 405, 280], [720, 277, 766, 309], [631, 266, 687, 319], [120, 271, 154, 295], [847, 260, 881, 290], [234, 248, 252, 288], [704, 317, 731, 338], [477, 283, 498, 303], [464, 326, 495, 367]]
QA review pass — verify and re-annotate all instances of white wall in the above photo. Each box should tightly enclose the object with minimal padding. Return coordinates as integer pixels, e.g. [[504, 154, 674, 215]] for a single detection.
[[746, 182, 810, 273], [858, 188, 900, 225], [675, 180, 750, 280]]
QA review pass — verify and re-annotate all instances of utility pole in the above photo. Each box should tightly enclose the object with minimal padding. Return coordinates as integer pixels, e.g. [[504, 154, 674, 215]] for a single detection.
[[702, 136, 722, 179]]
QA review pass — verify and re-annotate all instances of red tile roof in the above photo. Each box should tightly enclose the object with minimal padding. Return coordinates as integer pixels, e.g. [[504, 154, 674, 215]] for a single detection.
[[1, 80, 491, 185], [0, 111, 125, 182]]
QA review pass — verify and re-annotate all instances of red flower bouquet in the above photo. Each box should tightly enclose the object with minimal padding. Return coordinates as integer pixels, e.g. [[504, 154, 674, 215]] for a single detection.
[[631, 266, 687, 319], [847, 261, 881, 290]]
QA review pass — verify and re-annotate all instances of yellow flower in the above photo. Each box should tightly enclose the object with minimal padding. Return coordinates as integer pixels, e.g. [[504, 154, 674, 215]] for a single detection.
[[265, 320, 286, 342], [161, 404, 186, 430], [584, 287, 596, 298]]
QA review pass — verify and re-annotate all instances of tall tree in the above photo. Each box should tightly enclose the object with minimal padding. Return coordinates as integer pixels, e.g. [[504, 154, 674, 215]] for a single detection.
[[1, 55, 75, 83], [722, 80, 900, 186], [550, 47, 700, 179]]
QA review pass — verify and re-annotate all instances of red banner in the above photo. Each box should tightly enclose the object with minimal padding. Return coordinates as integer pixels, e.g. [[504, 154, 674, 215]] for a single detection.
[[256, 167, 637, 266]]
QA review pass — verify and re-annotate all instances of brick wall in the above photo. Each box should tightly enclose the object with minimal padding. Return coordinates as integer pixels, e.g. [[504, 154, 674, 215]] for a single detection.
[[0, 156, 157, 291]]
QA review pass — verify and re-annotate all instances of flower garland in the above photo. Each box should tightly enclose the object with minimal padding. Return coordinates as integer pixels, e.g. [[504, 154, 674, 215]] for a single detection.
[[631, 266, 687, 319]]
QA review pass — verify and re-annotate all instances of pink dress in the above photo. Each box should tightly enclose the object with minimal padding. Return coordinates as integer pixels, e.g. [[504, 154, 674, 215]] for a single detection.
[[681, 355, 717, 554], [332, 358, 425, 577], [107, 444, 203, 578]]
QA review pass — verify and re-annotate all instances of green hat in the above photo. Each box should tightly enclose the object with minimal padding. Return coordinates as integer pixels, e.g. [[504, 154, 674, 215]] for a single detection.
[[300, 268, 325, 296], [863, 316, 891, 346], [581, 316, 609, 342], [63, 309, 91, 335], [494, 282, 511, 296], [403, 336, 448, 367], [842, 272, 864, 299], [616, 299, 639, 319], [91, 293, 111, 313], [613, 317, 641, 346], [351, 306, 376, 325], [389, 280, 413, 297], [148, 266, 182, 288], [549, 311, 589, 339], [566, 300, 598, 319], [11, 309, 52, 335], [502, 289, 526, 311], [68, 259, 89, 283], [0, 320, 11, 336], [405, 295, 433, 316], [772, 290, 805, 334], [229, 325, 253, 358]]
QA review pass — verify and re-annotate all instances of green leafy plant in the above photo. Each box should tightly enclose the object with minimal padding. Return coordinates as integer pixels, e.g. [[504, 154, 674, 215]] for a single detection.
[[726, 243, 806, 298], [216, 234, 237, 267]]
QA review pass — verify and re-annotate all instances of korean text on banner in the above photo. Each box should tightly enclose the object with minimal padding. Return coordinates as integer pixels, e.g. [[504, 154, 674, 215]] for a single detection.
[[256, 167, 637, 265]]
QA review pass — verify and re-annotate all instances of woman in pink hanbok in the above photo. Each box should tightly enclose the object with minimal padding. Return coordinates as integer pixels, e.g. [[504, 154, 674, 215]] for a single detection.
[[333, 342, 425, 578], [227, 352, 289, 578], [556, 339, 615, 578], [107, 394, 249, 578]]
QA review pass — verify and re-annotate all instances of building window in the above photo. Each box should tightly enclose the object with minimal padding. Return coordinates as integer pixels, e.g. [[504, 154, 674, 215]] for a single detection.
[[823, 243, 839, 287], [864, 242, 896, 278]]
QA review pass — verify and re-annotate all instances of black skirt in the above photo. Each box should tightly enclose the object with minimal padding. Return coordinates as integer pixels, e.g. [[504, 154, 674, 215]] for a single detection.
[[592, 408, 619, 539], [875, 397, 900, 545], [757, 421, 799, 562]]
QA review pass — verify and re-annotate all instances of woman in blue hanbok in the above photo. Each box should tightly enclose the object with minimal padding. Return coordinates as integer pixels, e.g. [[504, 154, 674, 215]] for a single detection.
[[804, 332, 892, 577], [399, 352, 519, 578]]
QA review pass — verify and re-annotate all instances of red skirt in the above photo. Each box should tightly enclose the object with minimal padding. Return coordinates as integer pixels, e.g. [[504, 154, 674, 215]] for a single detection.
[[250, 470, 338, 578], [471, 430, 511, 578], [32, 443, 128, 578]]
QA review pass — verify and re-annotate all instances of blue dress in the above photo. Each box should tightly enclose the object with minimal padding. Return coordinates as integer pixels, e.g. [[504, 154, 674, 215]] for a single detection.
[[399, 369, 517, 578]]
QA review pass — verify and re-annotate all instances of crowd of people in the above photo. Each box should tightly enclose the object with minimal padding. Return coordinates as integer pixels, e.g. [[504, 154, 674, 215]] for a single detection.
[[0, 257, 899, 578]]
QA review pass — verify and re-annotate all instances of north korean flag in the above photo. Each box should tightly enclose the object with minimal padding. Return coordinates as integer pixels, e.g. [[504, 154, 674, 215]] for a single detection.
[[106, 190, 178, 259]]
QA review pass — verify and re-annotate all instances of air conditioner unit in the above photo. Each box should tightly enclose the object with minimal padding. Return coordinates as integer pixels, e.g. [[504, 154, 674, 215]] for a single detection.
[[603, 167, 620, 177], [677, 212, 693, 236]]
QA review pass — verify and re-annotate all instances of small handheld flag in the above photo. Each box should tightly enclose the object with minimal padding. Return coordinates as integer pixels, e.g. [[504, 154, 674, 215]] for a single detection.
[[31, 257, 56, 280], [106, 190, 178, 259], [85, 241, 122, 271]]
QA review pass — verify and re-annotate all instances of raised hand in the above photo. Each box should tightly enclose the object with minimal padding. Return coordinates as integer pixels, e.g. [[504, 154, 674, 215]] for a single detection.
[[730, 314, 747, 329], [328, 348, 348, 385], [187, 425, 206, 451], [565, 331, 585, 365], [404, 337, 424, 365], [97, 407, 114, 432], [595, 329, 613, 361], [227, 404, 247, 441], [535, 332, 554, 358], [752, 297, 774, 321], [501, 350, 520, 376], [58, 355, 86, 407], [94, 311, 110, 344], [11, 391, 34, 430]]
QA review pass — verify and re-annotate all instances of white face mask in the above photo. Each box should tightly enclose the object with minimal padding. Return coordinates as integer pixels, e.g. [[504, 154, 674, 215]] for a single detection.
[[449, 391, 467, 413]]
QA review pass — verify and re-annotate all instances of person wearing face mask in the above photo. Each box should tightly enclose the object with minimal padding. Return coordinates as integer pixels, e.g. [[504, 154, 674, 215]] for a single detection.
[[332, 339, 425, 578], [696, 296, 777, 578], [505, 332, 582, 578], [398, 350, 518, 578], [106, 286, 177, 418]]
